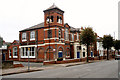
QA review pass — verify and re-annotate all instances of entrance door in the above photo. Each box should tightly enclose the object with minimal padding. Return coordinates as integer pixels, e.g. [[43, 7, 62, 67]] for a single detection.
[[91, 52, 93, 57], [2, 53, 5, 61], [58, 52, 63, 58], [77, 52, 80, 58]]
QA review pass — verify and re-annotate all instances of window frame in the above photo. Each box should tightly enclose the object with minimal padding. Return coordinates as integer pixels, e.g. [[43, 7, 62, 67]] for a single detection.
[[13, 47, 18, 58], [48, 30, 52, 38], [30, 31, 35, 40], [65, 28, 69, 41], [21, 47, 35, 58], [22, 32, 27, 41], [9, 49, 11, 58]]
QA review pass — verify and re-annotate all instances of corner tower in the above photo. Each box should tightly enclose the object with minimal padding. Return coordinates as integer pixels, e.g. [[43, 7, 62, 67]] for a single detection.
[[43, 4, 64, 27]]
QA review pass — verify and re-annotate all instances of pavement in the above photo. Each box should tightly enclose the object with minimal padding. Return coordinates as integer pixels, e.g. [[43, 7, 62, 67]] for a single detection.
[[2, 59, 109, 76]]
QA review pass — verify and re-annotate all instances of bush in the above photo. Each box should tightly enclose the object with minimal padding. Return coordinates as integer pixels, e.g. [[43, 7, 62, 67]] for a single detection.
[[57, 57, 63, 61]]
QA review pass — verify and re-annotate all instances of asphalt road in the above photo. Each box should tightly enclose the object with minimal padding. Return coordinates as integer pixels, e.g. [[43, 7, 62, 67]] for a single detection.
[[3, 60, 118, 78]]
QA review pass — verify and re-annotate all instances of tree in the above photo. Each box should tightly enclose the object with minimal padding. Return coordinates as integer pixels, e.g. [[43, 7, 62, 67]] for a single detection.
[[114, 40, 120, 55], [102, 35, 113, 60], [0, 36, 3, 48], [80, 27, 96, 62]]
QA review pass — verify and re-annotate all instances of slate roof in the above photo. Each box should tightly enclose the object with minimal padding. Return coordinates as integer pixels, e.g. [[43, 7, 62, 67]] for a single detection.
[[20, 22, 44, 32], [70, 27, 80, 32], [43, 4, 64, 12]]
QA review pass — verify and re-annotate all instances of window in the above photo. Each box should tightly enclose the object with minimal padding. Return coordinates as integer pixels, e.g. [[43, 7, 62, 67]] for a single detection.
[[58, 29, 61, 39], [30, 31, 35, 40], [48, 30, 52, 38], [77, 33, 79, 40], [21, 47, 35, 58], [46, 17, 50, 24], [57, 16, 62, 24], [22, 33, 26, 40], [72, 34, 74, 41], [60, 17, 62, 24], [51, 16, 54, 22], [77, 46, 81, 50], [65, 29, 69, 40], [9, 50, 11, 58], [13, 47, 17, 58], [57, 16, 59, 23], [83, 52, 85, 57]]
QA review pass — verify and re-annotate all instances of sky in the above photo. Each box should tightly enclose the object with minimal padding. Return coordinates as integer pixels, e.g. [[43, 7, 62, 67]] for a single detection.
[[0, 0, 119, 42]]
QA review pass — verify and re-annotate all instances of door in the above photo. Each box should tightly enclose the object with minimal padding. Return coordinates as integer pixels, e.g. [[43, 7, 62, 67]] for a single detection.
[[77, 52, 80, 58], [2, 53, 5, 61], [91, 52, 93, 57], [58, 52, 63, 58]]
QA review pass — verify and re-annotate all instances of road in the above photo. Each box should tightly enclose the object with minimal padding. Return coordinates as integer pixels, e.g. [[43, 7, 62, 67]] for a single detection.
[[3, 60, 118, 78]]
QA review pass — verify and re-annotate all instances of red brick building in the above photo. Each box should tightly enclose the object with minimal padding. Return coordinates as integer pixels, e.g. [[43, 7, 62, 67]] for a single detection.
[[8, 4, 98, 62], [7, 40, 19, 61]]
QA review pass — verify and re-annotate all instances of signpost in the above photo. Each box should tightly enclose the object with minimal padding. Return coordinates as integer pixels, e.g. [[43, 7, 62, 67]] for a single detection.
[[28, 48, 30, 71]]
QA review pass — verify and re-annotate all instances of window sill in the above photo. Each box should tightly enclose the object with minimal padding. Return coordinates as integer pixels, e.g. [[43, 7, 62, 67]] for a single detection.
[[22, 39, 27, 42], [21, 56, 35, 58], [13, 56, 18, 58], [30, 39, 35, 41]]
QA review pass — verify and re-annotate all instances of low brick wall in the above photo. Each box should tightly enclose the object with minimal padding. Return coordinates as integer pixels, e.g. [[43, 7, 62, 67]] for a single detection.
[[93, 57, 99, 60], [43, 61, 56, 65], [80, 58, 86, 62], [13, 64, 24, 68], [56, 59, 80, 64], [2, 61, 13, 69]]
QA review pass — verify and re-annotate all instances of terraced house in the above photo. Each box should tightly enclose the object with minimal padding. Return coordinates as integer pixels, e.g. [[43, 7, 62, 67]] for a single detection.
[[8, 4, 91, 62]]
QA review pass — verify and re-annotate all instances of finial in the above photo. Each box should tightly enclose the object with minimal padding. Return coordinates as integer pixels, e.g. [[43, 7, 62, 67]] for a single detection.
[[53, 3, 55, 7]]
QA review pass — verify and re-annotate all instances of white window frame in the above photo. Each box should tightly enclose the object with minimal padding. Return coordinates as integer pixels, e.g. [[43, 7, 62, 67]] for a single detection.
[[72, 34, 74, 41], [22, 32, 27, 41], [13, 47, 18, 58], [58, 29, 61, 39], [30, 31, 35, 40], [77, 33, 79, 40], [9, 50, 11, 58], [65, 29, 69, 41], [21, 47, 35, 58]]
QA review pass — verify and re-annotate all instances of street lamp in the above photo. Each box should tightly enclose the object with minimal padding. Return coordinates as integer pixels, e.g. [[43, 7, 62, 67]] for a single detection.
[[28, 47, 30, 71]]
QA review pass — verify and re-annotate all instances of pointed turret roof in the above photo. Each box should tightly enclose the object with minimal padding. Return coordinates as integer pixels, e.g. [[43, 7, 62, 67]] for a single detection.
[[43, 4, 64, 12]]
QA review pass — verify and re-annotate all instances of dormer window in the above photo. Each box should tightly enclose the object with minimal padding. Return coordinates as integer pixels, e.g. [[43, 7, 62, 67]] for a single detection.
[[30, 31, 35, 40], [22, 32, 26, 41]]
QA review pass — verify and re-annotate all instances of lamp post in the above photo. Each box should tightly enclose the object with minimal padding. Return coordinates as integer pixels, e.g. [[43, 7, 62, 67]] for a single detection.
[[28, 47, 30, 71]]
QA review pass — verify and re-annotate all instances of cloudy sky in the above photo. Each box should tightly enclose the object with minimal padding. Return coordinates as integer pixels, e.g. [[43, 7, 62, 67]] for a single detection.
[[0, 0, 119, 42]]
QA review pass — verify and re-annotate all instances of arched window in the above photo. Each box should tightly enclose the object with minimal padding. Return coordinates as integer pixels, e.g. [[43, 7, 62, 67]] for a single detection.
[[30, 31, 35, 40], [65, 28, 69, 40], [46, 16, 50, 24], [57, 16, 59, 23], [60, 17, 62, 24], [51, 16, 54, 22]]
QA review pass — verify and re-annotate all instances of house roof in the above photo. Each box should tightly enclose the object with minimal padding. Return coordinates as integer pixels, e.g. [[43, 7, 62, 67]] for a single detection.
[[43, 4, 64, 12], [20, 22, 44, 32]]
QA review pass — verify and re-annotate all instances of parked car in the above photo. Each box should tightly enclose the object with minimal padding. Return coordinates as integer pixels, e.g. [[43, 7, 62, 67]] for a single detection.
[[115, 54, 120, 60]]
